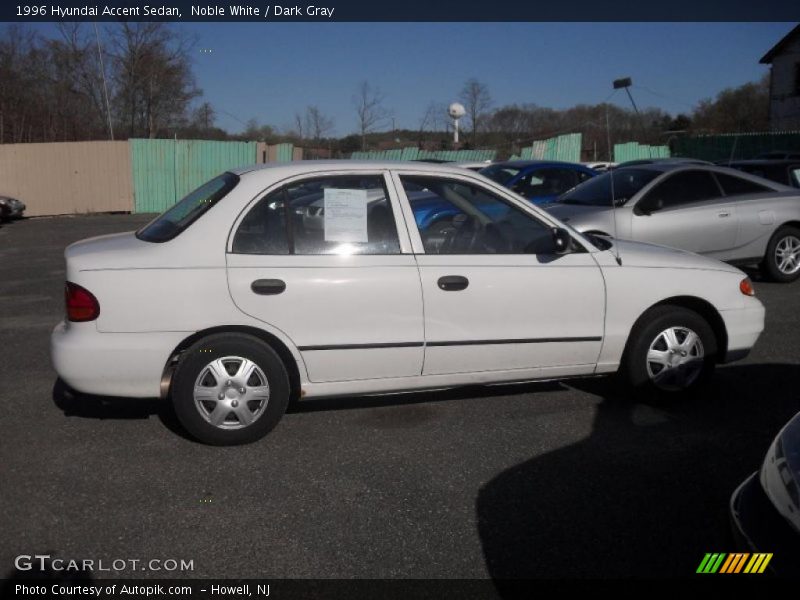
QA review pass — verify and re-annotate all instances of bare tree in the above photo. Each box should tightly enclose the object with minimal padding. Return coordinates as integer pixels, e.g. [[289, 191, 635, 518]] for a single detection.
[[109, 22, 199, 138], [304, 105, 334, 142], [353, 81, 391, 151], [459, 78, 492, 142]]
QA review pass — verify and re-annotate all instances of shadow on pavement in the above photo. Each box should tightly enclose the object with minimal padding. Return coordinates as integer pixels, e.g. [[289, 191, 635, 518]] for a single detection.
[[476, 363, 800, 583], [51, 378, 191, 441]]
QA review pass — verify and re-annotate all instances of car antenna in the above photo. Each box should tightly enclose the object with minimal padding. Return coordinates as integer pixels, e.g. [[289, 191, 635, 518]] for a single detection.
[[605, 104, 622, 266]]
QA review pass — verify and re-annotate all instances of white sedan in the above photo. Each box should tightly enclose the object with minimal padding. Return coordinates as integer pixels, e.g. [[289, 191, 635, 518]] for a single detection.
[[51, 161, 765, 445]]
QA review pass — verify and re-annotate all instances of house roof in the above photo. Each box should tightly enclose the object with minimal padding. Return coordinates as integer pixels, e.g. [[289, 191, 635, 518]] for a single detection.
[[760, 24, 800, 64]]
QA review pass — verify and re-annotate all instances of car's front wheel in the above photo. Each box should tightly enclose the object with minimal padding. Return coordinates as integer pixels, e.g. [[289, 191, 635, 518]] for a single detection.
[[762, 225, 800, 283], [171, 333, 290, 445], [623, 306, 717, 396]]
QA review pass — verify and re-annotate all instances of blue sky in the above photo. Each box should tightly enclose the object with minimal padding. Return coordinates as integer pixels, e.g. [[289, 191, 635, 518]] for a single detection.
[[34, 22, 796, 135]]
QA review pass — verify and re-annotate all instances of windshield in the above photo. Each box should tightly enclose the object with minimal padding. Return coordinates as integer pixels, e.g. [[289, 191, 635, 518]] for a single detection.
[[137, 172, 240, 242], [479, 164, 522, 186], [557, 168, 660, 207]]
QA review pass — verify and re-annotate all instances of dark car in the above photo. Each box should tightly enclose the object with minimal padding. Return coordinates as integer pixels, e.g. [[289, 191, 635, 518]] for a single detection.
[[755, 151, 800, 160], [721, 159, 800, 189], [730, 411, 800, 576], [616, 157, 712, 168], [479, 160, 597, 205], [0, 196, 26, 220]]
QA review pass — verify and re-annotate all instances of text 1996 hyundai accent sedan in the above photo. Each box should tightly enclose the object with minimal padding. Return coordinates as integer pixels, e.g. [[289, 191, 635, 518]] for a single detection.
[[51, 161, 765, 445]]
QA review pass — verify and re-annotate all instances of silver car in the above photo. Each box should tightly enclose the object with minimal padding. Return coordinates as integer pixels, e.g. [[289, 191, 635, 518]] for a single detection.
[[544, 164, 800, 282]]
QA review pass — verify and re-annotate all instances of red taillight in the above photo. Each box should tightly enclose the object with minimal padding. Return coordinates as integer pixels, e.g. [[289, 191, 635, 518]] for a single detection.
[[740, 277, 755, 297], [65, 282, 100, 322]]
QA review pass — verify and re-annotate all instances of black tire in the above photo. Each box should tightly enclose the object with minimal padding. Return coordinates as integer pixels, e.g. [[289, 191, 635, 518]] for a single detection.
[[622, 305, 717, 397], [171, 333, 290, 445], [762, 225, 800, 283]]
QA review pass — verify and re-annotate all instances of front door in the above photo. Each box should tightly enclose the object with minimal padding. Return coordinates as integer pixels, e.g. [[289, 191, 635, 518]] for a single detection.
[[631, 169, 738, 256], [393, 171, 606, 378]]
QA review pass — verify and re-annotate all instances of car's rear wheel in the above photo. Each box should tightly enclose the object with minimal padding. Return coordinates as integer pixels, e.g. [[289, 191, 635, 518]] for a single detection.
[[171, 333, 290, 445], [623, 306, 717, 396], [762, 225, 800, 283]]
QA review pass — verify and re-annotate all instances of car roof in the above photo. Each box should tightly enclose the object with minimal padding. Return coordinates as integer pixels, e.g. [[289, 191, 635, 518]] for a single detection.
[[722, 159, 800, 166], [230, 160, 485, 177], [487, 160, 587, 169]]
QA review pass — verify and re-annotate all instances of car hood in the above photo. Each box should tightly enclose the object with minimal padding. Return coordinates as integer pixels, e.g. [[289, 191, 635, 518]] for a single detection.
[[607, 239, 743, 274]]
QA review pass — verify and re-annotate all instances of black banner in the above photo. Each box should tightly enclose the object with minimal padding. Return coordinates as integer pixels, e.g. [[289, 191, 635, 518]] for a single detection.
[[0, 0, 799, 22]]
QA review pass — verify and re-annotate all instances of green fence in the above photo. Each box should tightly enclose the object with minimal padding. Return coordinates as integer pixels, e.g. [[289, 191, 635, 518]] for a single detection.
[[131, 139, 259, 213], [350, 148, 496, 161], [613, 142, 671, 162], [510, 133, 582, 162], [673, 131, 800, 162]]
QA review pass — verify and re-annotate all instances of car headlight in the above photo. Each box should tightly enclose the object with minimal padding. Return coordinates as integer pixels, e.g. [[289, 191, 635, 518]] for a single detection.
[[759, 412, 800, 534]]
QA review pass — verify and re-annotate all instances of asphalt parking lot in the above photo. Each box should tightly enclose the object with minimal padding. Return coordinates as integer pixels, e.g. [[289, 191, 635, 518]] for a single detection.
[[1, 214, 799, 581]]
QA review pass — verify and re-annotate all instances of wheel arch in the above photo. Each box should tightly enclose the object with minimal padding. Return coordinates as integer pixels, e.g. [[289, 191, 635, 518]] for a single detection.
[[160, 325, 302, 402], [623, 296, 728, 365]]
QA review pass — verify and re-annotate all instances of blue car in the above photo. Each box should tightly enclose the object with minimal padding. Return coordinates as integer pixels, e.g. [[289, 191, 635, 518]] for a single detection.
[[479, 160, 597, 205]]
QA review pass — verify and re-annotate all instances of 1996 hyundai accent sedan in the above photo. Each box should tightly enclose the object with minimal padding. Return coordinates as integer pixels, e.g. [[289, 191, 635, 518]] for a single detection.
[[51, 162, 765, 445]]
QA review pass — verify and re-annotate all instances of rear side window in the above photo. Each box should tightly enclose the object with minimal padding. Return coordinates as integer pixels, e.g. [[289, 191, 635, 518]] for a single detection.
[[137, 173, 239, 243], [232, 175, 401, 255], [642, 170, 721, 211], [714, 172, 771, 196]]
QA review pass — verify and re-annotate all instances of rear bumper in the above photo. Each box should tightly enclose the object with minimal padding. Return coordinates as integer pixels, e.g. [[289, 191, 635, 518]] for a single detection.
[[719, 300, 765, 363], [51, 320, 184, 398]]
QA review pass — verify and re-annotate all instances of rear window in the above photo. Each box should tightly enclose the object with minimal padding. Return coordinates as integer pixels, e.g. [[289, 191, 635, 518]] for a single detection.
[[558, 168, 659, 207], [714, 172, 771, 196], [480, 164, 522, 185], [137, 172, 239, 243]]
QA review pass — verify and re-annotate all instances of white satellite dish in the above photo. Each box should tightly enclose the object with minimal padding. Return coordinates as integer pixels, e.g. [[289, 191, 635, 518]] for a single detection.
[[448, 102, 465, 144]]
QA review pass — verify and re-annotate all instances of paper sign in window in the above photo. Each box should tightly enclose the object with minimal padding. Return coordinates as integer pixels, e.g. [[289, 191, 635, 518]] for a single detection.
[[324, 189, 368, 243]]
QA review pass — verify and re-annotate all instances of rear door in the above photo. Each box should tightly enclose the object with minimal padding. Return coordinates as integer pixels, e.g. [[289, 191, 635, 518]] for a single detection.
[[630, 169, 739, 256], [226, 171, 424, 383]]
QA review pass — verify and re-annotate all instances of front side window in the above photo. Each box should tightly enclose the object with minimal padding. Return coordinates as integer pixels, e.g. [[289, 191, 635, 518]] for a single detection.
[[232, 175, 401, 255], [137, 172, 239, 242], [400, 175, 560, 255], [639, 170, 721, 212]]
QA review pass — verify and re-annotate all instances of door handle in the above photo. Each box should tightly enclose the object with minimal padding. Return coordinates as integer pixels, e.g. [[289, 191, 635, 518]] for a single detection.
[[251, 279, 286, 295], [718, 211, 731, 218], [437, 275, 469, 291]]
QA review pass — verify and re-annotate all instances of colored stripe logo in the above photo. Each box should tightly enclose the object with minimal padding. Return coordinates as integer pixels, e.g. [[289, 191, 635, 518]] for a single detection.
[[696, 553, 773, 574]]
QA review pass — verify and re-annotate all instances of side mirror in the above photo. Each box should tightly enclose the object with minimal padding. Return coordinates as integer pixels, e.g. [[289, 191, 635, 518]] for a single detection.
[[551, 227, 572, 255], [635, 197, 662, 216]]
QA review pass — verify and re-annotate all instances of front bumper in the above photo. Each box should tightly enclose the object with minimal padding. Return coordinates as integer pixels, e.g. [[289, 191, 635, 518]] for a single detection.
[[730, 471, 799, 576], [720, 300, 765, 363], [51, 320, 184, 398]]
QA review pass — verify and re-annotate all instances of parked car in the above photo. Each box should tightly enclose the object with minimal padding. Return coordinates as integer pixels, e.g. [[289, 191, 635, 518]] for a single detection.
[[755, 151, 800, 160], [479, 160, 597, 204], [453, 160, 493, 171], [730, 411, 800, 575], [583, 161, 617, 172], [544, 163, 800, 282], [0, 196, 25, 220], [616, 158, 712, 168], [52, 161, 764, 445], [721, 159, 800, 189]]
